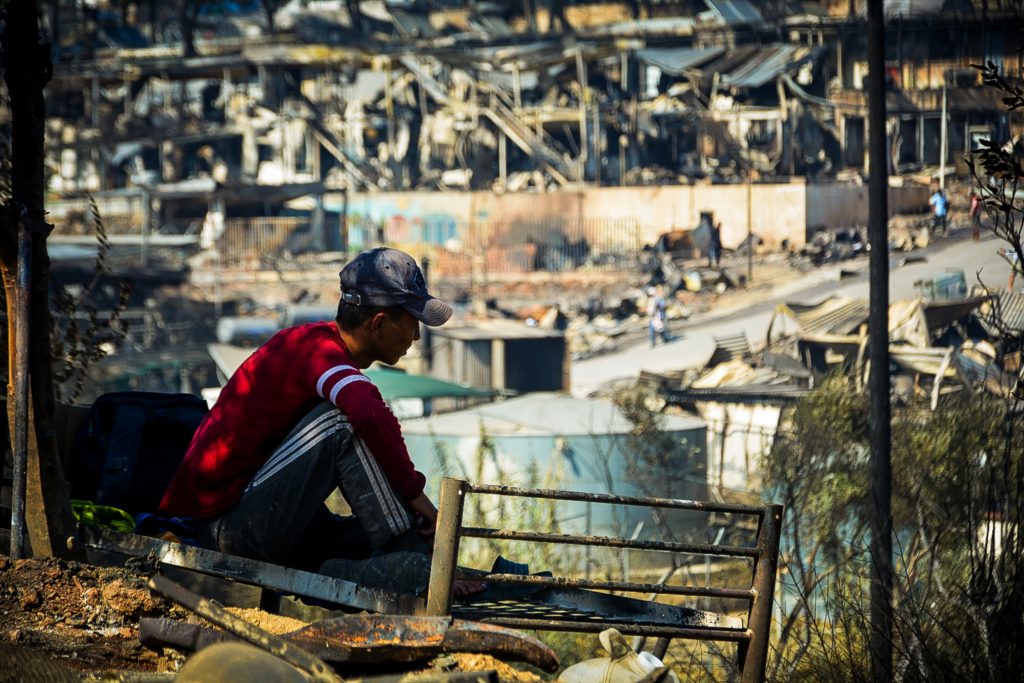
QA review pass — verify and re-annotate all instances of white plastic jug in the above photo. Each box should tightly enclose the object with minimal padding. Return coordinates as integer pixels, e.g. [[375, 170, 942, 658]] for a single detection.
[[558, 628, 681, 683]]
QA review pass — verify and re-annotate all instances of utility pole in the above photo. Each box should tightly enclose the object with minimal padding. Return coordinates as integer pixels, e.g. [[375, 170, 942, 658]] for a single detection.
[[939, 79, 947, 193], [867, 1, 893, 681], [747, 174, 753, 284]]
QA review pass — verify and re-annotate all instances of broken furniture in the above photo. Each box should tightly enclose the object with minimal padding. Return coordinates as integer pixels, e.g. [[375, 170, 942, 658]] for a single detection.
[[80, 476, 781, 681], [425, 478, 783, 683], [147, 574, 509, 682]]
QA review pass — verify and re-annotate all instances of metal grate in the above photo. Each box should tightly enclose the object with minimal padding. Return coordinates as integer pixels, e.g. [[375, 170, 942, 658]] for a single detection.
[[455, 597, 607, 623], [425, 479, 783, 683]]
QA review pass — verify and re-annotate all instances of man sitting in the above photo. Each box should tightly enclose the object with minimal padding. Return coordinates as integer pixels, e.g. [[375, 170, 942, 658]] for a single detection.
[[159, 247, 480, 596]]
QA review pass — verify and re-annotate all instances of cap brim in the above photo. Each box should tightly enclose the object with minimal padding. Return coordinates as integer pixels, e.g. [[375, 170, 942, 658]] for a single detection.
[[403, 296, 453, 327]]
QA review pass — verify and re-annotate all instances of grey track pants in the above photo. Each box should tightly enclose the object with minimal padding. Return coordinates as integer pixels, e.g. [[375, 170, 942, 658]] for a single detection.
[[196, 401, 429, 571]]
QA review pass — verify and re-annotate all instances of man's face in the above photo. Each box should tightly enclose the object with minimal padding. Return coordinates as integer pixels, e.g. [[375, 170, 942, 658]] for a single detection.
[[373, 309, 421, 365]]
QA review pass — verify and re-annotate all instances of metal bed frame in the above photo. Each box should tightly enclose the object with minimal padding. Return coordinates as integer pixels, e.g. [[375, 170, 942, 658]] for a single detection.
[[425, 478, 783, 683]]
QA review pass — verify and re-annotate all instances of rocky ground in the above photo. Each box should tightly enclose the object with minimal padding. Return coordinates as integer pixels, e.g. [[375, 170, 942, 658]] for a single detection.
[[0, 555, 544, 681], [0, 555, 183, 676]]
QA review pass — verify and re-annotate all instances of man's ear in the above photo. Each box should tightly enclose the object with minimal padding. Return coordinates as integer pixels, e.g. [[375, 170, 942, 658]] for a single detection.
[[370, 311, 387, 336]]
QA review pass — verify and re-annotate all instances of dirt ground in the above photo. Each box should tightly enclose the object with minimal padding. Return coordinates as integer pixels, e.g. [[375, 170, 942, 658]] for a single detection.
[[0, 555, 184, 675], [0, 555, 543, 681]]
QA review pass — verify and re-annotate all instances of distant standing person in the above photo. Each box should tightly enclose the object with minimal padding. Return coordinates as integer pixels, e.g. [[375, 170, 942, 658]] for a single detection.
[[929, 188, 949, 236], [647, 285, 671, 347], [969, 190, 983, 242], [707, 222, 723, 268]]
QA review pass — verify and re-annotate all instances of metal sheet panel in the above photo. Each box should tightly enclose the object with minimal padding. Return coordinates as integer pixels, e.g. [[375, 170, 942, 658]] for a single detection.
[[462, 339, 493, 390], [977, 288, 1024, 337], [790, 297, 870, 335], [704, 0, 764, 25], [635, 47, 726, 75], [722, 45, 802, 89]]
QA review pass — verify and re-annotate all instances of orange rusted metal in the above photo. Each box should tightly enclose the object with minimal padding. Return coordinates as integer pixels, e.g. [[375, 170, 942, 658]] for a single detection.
[[140, 614, 559, 673]]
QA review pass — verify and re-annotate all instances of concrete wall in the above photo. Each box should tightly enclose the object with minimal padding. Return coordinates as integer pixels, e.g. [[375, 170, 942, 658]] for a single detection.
[[333, 181, 932, 254], [805, 182, 931, 233]]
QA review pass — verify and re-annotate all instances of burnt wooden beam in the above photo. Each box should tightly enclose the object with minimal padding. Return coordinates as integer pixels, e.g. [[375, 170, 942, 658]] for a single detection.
[[83, 527, 425, 616]]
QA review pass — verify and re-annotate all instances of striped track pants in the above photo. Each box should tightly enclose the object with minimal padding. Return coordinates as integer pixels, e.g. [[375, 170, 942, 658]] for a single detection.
[[197, 402, 427, 570]]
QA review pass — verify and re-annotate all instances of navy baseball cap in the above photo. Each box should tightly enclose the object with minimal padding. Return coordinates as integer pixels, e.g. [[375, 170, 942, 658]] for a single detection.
[[339, 248, 452, 326]]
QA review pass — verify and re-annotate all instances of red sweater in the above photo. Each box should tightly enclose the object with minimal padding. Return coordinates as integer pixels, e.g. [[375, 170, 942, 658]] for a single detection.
[[159, 321, 426, 518]]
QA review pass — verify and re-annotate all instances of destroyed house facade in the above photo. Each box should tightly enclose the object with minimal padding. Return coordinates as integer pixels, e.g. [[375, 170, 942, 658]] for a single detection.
[[41, 1, 1023, 258], [785, 4, 1023, 174]]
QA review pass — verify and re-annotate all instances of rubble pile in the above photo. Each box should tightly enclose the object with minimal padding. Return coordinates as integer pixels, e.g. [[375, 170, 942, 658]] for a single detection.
[[44, 2, 1015, 255], [0, 557, 547, 681], [0, 556, 182, 673]]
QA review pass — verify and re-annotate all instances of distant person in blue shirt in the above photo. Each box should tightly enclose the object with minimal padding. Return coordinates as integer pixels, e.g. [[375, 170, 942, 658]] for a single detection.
[[646, 285, 672, 347], [929, 188, 949, 236]]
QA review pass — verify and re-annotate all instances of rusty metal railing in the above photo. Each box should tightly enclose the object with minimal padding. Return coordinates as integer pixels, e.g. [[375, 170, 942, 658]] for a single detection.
[[425, 478, 783, 683]]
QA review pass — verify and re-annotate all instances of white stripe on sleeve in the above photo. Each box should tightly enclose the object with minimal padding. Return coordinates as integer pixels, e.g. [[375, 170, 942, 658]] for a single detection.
[[328, 374, 371, 405], [316, 365, 357, 398]]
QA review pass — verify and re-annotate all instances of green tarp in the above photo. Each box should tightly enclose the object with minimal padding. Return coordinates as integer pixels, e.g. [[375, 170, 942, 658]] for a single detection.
[[364, 367, 494, 401], [208, 343, 492, 402]]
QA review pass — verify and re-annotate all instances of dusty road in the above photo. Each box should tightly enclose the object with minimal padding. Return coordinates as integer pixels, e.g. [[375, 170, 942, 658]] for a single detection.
[[571, 231, 1013, 397]]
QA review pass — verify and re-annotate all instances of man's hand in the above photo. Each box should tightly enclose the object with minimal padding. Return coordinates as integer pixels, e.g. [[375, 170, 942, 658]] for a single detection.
[[408, 492, 438, 538], [407, 492, 485, 597]]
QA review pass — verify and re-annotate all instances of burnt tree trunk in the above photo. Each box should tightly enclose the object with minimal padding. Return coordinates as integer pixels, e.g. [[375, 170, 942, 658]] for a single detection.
[[260, 0, 277, 34], [180, 1, 198, 58], [1, 0, 81, 559]]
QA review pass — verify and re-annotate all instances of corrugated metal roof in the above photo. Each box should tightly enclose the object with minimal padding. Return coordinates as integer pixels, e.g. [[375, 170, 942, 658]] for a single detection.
[[432, 320, 565, 341], [635, 47, 726, 75], [721, 44, 807, 89], [884, 0, 945, 18], [977, 288, 1024, 337], [584, 17, 696, 38], [665, 384, 809, 405], [669, 358, 808, 405], [700, 45, 759, 79], [789, 297, 870, 335], [704, 0, 764, 25]]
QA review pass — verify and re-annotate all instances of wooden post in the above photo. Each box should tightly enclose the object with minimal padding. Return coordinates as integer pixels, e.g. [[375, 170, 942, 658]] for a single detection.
[[512, 63, 522, 110], [426, 478, 469, 616], [747, 174, 753, 283], [1, 0, 81, 559], [140, 188, 151, 268], [499, 131, 508, 191], [10, 212, 31, 559], [740, 505, 783, 683], [576, 48, 588, 181], [385, 59, 395, 159]]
